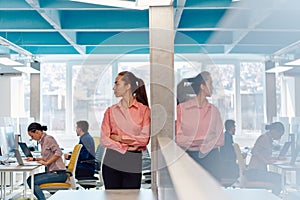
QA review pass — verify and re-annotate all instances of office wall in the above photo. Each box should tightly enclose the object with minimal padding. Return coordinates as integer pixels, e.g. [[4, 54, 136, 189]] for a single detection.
[[0, 75, 26, 118], [0, 76, 12, 117]]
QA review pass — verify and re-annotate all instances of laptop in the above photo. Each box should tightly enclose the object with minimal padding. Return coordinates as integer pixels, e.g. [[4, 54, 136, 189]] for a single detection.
[[14, 149, 41, 166], [18, 142, 33, 158], [278, 142, 291, 159]]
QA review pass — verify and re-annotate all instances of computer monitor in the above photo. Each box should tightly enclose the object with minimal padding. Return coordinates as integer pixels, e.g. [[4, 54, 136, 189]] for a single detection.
[[18, 117, 36, 147], [290, 147, 300, 165], [0, 126, 17, 157], [18, 142, 33, 157], [290, 129, 300, 165], [5, 127, 17, 156], [0, 127, 7, 156]]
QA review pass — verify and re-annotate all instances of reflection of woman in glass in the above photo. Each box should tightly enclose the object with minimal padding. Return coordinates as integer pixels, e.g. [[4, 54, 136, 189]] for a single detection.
[[100, 71, 150, 189], [245, 122, 284, 195], [176, 71, 224, 181]]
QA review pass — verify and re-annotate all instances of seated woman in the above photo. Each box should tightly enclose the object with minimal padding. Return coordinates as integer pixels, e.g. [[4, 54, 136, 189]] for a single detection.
[[245, 122, 284, 196], [26, 122, 67, 200]]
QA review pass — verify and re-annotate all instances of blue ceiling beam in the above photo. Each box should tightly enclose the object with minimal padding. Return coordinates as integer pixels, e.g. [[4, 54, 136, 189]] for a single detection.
[[0, 11, 52, 29], [174, 0, 187, 29], [25, 0, 86, 54], [240, 32, 300, 45], [175, 45, 225, 54], [0, 0, 31, 8], [257, 11, 300, 30], [61, 10, 149, 29], [86, 46, 149, 54], [175, 31, 232, 44], [184, 0, 233, 7], [77, 31, 149, 45], [21, 45, 79, 54], [40, 0, 114, 9], [178, 9, 227, 28], [230, 45, 283, 54], [2, 32, 69, 45]]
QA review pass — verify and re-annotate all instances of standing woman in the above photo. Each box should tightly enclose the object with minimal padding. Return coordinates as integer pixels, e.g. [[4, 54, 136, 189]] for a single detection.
[[100, 71, 150, 189], [26, 122, 67, 200], [176, 71, 224, 181]]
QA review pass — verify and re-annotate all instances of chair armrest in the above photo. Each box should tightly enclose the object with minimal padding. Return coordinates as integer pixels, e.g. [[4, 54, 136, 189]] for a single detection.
[[66, 170, 73, 177], [80, 160, 95, 164]]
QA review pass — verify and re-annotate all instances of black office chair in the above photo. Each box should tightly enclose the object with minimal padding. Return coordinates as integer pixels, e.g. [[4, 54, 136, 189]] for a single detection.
[[76, 144, 104, 189], [141, 148, 151, 185]]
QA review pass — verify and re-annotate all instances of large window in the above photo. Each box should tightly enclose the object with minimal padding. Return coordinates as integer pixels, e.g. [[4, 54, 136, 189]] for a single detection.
[[240, 62, 264, 136], [175, 59, 265, 147], [41, 63, 66, 134], [72, 64, 112, 138], [205, 63, 235, 121], [39, 57, 267, 148], [118, 62, 150, 102]]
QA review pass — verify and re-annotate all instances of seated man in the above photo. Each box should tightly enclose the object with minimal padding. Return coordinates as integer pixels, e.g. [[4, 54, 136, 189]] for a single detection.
[[219, 119, 239, 182], [65, 120, 95, 178]]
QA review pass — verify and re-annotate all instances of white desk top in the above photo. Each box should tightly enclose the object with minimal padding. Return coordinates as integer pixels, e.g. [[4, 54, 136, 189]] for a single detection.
[[0, 163, 42, 172], [225, 189, 281, 200], [271, 162, 300, 170], [47, 188, 281, 200], [48, 189, 156, 200]]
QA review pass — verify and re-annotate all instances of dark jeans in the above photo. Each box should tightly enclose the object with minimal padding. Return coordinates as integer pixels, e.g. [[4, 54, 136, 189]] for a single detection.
[[220, 160, 239, 180], [27, 172, 67, 200], [75, 168, 95, 179], [244, 169, 281, 195], [102, 164, 142, 189], [102, 149, 142, 189]]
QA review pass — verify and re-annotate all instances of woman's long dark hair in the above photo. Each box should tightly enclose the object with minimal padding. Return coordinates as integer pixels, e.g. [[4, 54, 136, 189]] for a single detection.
[[265, 122, 285, 133], [177, 71, 211, 104], [118, 71, 149, 107], [27, 122, 47, 132]]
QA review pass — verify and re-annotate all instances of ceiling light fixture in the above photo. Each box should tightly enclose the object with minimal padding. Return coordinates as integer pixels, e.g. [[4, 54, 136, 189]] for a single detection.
[[71, 0, 147, 10], [285, 59, 300, 66], [0, 57, 24, 66], [13, 62, 40, 74], [265, 66, 293, 73], [13, 66, 40, 74], [70, 0, 173, 10]]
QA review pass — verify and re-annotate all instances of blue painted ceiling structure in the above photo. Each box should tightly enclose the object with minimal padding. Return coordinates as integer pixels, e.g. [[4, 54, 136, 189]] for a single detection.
[[0, 0, 300, 57]]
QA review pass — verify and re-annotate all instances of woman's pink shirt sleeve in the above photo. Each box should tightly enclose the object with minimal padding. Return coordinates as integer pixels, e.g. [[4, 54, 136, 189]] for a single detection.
[[100, 107, 127, 154], [176, 99, 224, 153], [100, 100, 150, 154]]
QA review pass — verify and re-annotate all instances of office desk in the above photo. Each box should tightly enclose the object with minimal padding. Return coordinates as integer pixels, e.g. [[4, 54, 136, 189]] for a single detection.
[[0, 164, 42, 200], [48, 189, 156, 200], [270, 163, 300, 193], [47, 188, 280, 200], [225, 189, 281, 200]]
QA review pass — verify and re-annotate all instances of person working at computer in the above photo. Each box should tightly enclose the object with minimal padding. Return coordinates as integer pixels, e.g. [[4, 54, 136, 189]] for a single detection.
[[100, 71, 150, 189], [219, 119, 239, 181], [26, 122, 67, 200], [245, 121, 284, 195], [64, 120, 95, 179]]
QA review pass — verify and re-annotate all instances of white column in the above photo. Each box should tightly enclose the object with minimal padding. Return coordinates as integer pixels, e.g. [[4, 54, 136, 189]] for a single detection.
[[149, 5, 174, 196], [30, 74, 40, 121]]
